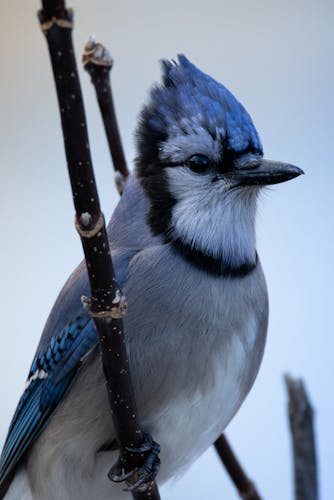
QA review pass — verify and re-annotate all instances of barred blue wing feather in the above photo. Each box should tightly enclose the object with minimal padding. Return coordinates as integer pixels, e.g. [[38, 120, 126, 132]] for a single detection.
[[0, 247, 138, 496], [0, 314, 94, 491]]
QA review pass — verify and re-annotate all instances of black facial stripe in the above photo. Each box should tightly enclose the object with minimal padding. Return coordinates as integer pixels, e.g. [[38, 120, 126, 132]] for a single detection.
[[138, 166, 176, 236], [218, 144, 262, 174], [172, 238, 258, 277], [136, 108, 176, 235]]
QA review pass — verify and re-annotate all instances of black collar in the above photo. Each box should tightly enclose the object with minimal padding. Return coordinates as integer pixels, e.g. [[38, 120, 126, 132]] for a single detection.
[[172, 238, 258, 278]]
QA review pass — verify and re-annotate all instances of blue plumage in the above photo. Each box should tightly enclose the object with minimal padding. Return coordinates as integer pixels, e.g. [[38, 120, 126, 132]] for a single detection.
[[145, 54, 263, 156], [0, 314, 94, 487], [0, 215, 138, 493]]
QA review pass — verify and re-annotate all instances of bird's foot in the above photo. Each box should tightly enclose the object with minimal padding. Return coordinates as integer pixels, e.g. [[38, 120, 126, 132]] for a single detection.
[[108, 433, 161, 491]]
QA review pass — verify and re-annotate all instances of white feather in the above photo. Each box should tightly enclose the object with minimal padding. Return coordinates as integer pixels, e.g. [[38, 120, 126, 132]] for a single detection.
[[166, 167, 258, 267]]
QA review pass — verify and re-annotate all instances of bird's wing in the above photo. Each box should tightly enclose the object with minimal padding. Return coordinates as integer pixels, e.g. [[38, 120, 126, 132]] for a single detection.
[[0, 313, 94, 495], [0, 249, 136, 495], [0, 173, 158, 493]]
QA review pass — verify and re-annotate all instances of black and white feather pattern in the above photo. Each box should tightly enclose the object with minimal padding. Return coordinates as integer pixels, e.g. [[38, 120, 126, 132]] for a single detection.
[[0, 314, 94, 495]]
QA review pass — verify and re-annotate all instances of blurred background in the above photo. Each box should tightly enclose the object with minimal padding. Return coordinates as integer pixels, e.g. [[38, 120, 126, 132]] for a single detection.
[[0, 0, 333, 498]]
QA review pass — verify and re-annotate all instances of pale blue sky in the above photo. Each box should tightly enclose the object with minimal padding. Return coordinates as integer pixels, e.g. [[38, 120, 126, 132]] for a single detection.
[[0, 1, 333, 498]]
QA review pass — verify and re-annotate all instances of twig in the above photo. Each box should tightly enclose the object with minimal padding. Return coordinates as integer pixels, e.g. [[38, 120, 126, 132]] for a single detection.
[[82, 37, 129, 194], [214, 434, 262, 500], [37, 2, 160, 498], [284, 375, 318, 500]]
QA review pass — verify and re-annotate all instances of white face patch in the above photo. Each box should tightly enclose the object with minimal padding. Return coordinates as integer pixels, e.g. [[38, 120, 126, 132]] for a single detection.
[[165, 167, 259, 268], [159, 124, 224, 164]]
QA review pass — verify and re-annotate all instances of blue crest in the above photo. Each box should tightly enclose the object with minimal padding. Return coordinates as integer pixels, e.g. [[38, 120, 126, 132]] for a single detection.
[[140, 54, 263, 156]]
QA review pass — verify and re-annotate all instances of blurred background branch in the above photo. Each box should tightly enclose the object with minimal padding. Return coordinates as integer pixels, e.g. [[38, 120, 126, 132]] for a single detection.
[[285, 375, 318, 500]]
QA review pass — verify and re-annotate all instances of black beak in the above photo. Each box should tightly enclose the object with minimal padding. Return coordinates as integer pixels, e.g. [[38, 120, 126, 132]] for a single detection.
[[229, 159, 304, 187]]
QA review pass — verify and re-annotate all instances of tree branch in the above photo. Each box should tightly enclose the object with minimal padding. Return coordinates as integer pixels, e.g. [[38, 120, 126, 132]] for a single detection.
[[285, 375, 318, 500], [37, 2, 160, 498], [214, 434, 262, 500], [82, 37, 129, 194]]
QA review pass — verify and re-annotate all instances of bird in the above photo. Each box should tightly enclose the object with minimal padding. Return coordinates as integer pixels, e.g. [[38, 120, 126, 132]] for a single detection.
[[0, 55, 303, 500]]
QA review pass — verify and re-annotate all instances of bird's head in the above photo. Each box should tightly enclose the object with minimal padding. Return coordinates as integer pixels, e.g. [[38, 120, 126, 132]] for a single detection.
[[136, 55, 303, 276]]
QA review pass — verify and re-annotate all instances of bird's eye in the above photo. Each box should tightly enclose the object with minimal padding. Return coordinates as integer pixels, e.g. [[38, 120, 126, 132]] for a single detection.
[[185, 154, 210, 174]]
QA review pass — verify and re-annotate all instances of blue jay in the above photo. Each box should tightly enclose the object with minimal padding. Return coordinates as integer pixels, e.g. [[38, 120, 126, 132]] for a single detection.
[[0, 55, 303, 499]]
